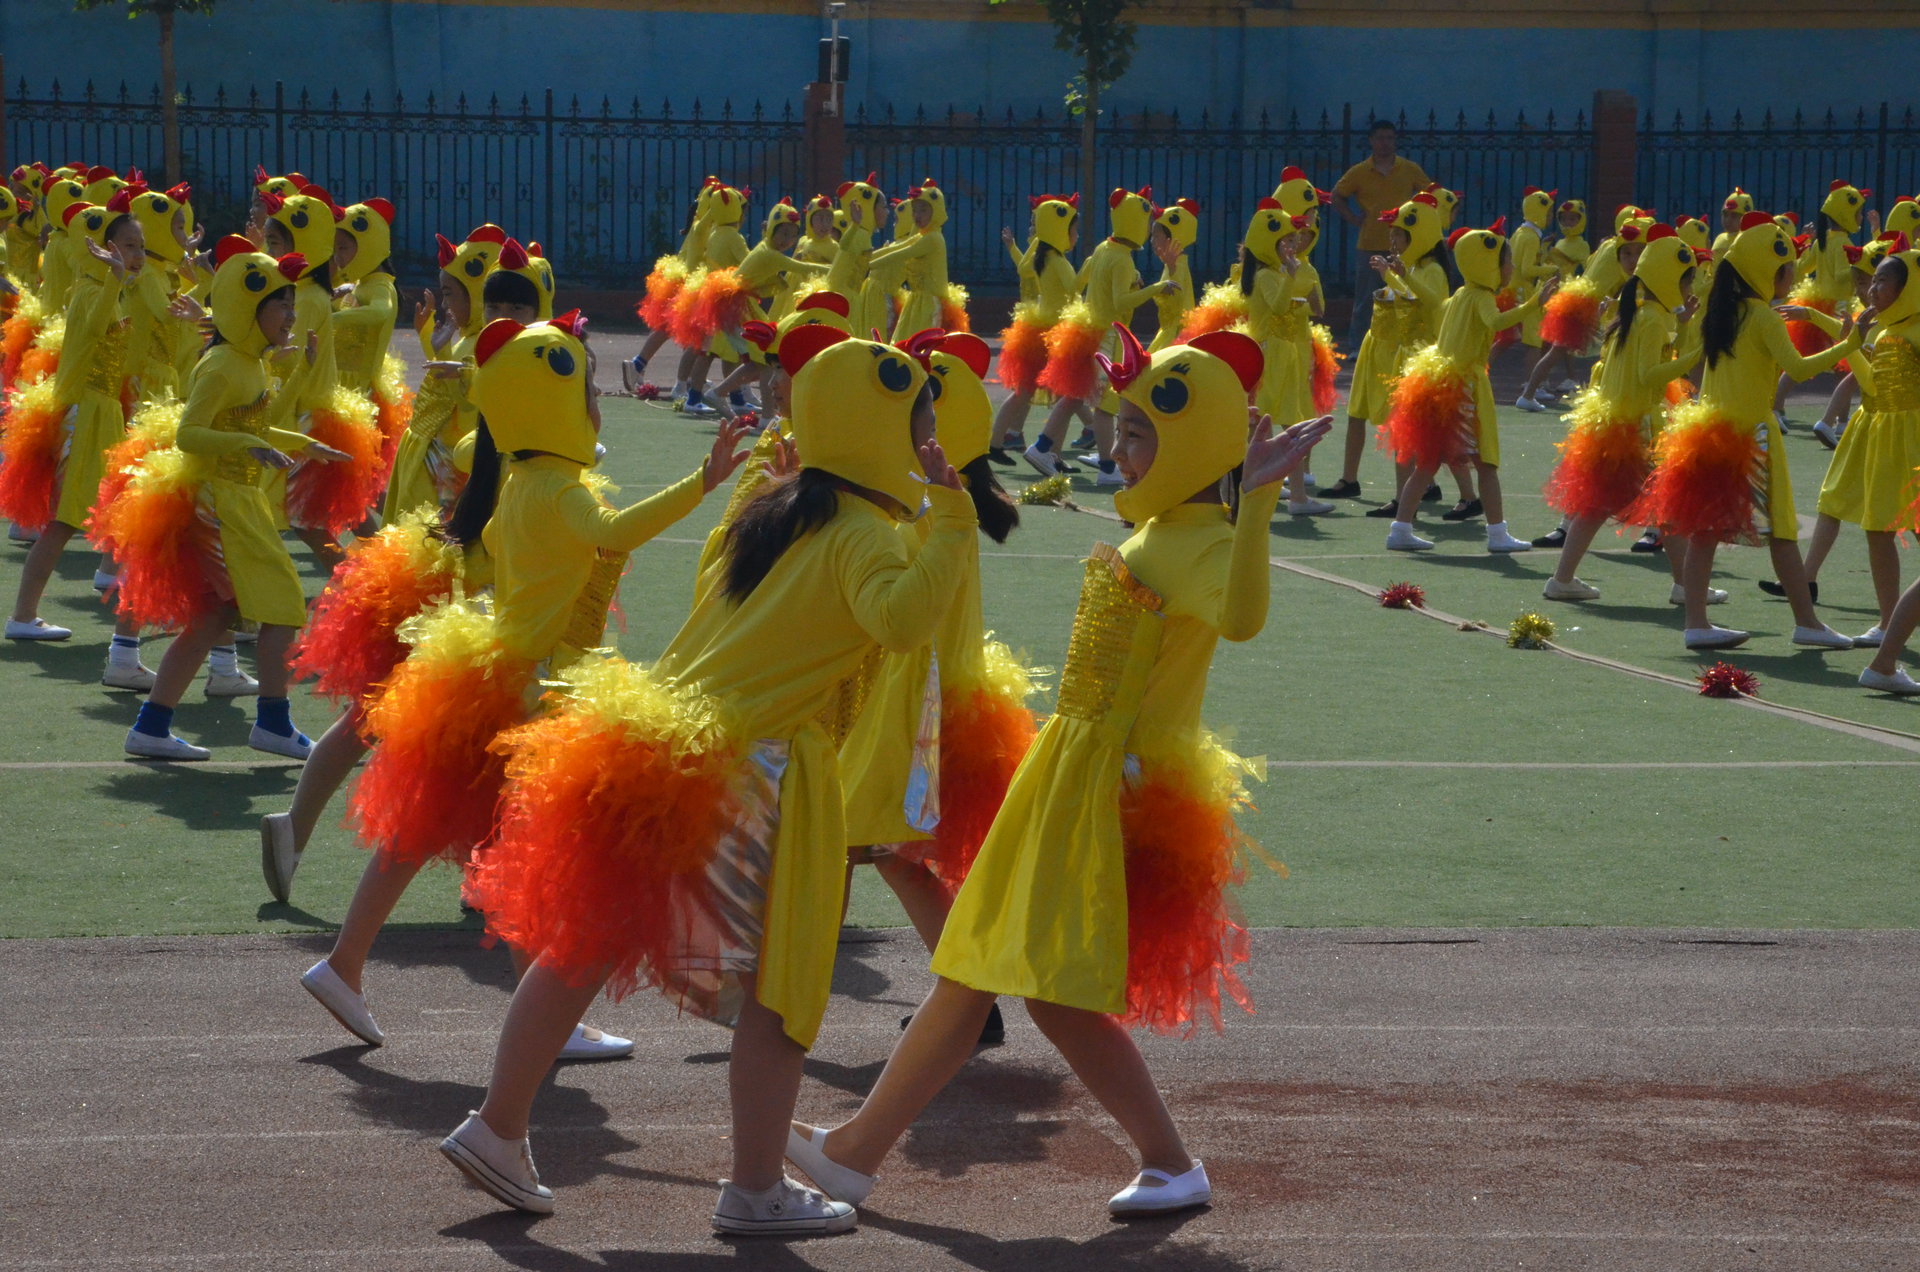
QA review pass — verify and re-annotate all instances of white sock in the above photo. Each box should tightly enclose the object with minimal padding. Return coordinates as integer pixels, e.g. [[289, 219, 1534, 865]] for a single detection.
[[1488, 521, 1510, 538], [671, 381, 688, 397], [209, 644, 239, 677], [1390, 520, 1413, 533], [107, 635, 142, 668]]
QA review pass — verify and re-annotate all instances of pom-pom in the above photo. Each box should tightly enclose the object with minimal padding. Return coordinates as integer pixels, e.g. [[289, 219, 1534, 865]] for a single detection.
[[0, 378, 68, 531], [687, 267, 753, 346], [939, 282, 972, 333], [1543, 392, 1653, 522], [1697, 661, 1760, 698], [466, 653, 742, 997], [734, 410, 760, 432], [285, 388, 385, 536], [1541, 277, 1602, 350], [996, 311, 1049, 394], [1784, 293, 1837, 357], [372, 354, 413, 473], [1037, 301, 1104, 401], [1308, 323, 1341, 414], [288, 511, 461, 709], [87, 445, 209, 629], [1508, 612, 1556, 648], [1177, 281, 1251, 342], [1380, 581, 1426, 609], [1379, 345, 1475, 468], [1017, 472, 1073, 506], [350, 600, 536, 867], [637, 255, 689, 332], [1620, 401, 1763, 543], [1492, 287, 1520, 350], [1119, 738, 1266, 1036], [635, 382, 663, 401]]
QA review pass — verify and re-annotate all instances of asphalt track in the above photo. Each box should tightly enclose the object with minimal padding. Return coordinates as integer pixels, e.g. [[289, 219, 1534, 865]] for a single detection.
[[3, 927, 1917, 1270]]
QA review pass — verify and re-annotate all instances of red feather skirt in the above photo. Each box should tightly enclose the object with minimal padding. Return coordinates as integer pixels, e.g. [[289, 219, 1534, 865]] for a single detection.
[[288, 522, 460, 712], [637, 256, 690, 332], [0, 381, 67, 532], [1037, 311, 1103, 401], [1620, 401, 1764, 543], [1540, 277, 1603, 350], [892, 682, 1038, 898], [284, 391, 385, 536], [997, 315, 1048, 394], [1544, 396, 1653, 523], [1379, 348, 1475, 470]]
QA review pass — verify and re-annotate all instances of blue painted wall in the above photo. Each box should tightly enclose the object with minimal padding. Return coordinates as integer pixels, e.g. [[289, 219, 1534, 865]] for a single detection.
[[2, 1, 1907, 126]]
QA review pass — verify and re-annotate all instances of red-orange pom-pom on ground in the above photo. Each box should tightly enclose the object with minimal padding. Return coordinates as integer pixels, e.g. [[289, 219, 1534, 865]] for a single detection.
[[1380, 581, 1426, 609], [1119, 750, 1259, 1037], [1698, 662, 1760, 698], [285, 394, 385, 536], [1037, 309, 1103, 401], [996, 316, 1048, 394], [1540, 278, 1602, 350]]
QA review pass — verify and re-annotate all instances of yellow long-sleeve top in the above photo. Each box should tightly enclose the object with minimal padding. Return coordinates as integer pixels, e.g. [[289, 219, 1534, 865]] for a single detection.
[[1698, 301, 1859, 424], [1081, 238, 1159, 328], [1384, 255, 1449, 345], [660, 483, 978, 1046], [735, 240, 827, 307], [1009, 237, 1038, 304], [1148, 255, 1194, 350], [1510, 224, 1558, 297], [331, 273, 399, 393], [868, 226, 949, 333], [122, 263, 188, 401], [825, 223, 871, 298], [1581, 238, 1627, 297], [174, 345, 314, 465], [703, 224, 749, 273], [795, 232, 838, 267], [1587, 304, 1700, 421], [53, 271, 127, 409], [1549, 233, 1591, 277], [1434, 281, 1535, 365], [1795, 231, 1856, 307], [278, 275, 337, 416], [1028, 249, 1078, 325], [4, 218, 38, 286], [37, 228, 77, 313], [482, 455, 707, 664]]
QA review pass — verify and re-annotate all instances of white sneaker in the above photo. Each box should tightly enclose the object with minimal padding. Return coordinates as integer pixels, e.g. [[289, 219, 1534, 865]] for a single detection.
[[1385, 522, 1434, 552], [5, 618, 72, 641], [7, 522, 37, 543], [785, 1125, 876, 1205], [712, 1176, 856, 1237], [260, 813, 302, 904], [1023, 443, 1063, 477], [1094, 467, 1125, 488], [1853, 626, 1886, 649], [206, 669, 260, 697], [681, 399, 718, 418], [1684, 626, 1750, 651], [124, 728, 211, 761], [1554, 378, 1582, 394], [1859, 666, 1920, 695], [1514, 395, 1547, 413], [93, 569, 119, 591], [102, 662, 156, 691], [557, 1024, 634, 1062], [1812, 420, 1841, 449], [299, 960, 386, 1045], [1287, 498, 1336, 516], [1774, 409, 1791, 431], [1793, 624, 1855, 650], [1109, 1161, 1213, 1217], [1670, 584, 1728, 606], [441, 1112, 554, 1214], [249, 724, 313, 761], [1542, 577, 1600, 601], [1487, 527, 1533, 553]]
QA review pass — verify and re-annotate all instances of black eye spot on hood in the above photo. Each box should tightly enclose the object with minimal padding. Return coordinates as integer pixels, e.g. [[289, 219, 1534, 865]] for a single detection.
[[289, 208, 309, 229], [149, 195, 169, 213], [1149, 375, 1189, 415], [465, 257, 485, 277], [244, 267, 268, 292], [351, 214, 370, 233], [877, 353, 914, 393], [926, 368, 946, 401], [1772, 238, 1790, 257], [546, 344, 575, 377]]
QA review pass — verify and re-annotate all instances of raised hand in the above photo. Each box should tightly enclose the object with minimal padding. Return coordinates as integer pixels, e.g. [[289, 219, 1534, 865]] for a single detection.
[[413, 289, 437, 331], [303, 441, 352, 464], [302, 330, 319, 365], [764, 432, 799, 481], [246, 446, 296, 470], [1243, 413, 1334, 491], [917, 436, 961, 491], [86, 236, 129, 281], [167, 294, 208, 324], [701, 415, 755, 492]]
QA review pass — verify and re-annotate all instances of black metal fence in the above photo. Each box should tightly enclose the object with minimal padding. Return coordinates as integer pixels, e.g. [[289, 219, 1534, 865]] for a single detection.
[[6, 79, 1917, 299]]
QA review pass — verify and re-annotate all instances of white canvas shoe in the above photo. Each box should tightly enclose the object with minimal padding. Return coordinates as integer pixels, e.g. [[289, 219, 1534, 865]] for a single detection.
[[5, 618, 71, 641], [1684, 626, 1750, 651], [1859, 666, 1920, 695], [441, 1112, 554, 1214], [1669, 584, 1728, 606], [1385, 522, 1434, 552], [299, 960, 385, 1046], [1853, 626, 1886, 648], [260, 813, 302, 904], [712, 1176, 856, 1237], [249, 724, 313, 761], [784, 1125, 876, 1205], [206, 669, 261, 697], [1109, 1160, 1212, 1216], [1542, 577, 1600, 601], [101, 662, 157, 691], [1792, 624, 1855, 650], [124, 729, 210, 761], [556, 1024, 633, 1061]]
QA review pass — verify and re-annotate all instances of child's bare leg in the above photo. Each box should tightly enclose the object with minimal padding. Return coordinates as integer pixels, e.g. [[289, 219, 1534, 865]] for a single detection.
[[322, 851, 427, 992], [1023, 999, 1193, 1176], [1769, 537, 1822, 628], [285, 707, 370, 849], [1553, 514, 1607, 583], [1337, 415, 1368, 484], [729, 972, 808, 1190], [1393, 464, 1440, 522], [1801, 513, 1843, 583], [1447, 459, 1478, 503], [873, 854, 952, 954], [1865, 529, 1901, 628], [149, 608, 233, 707], [994, 391, 1033, 444], [1682, 537, 1722, 630], [1477, 461, 1505, 525], [1866, 577, 1920, 674], [9, 520, 77, 622], [474, 957, 608, 1140]]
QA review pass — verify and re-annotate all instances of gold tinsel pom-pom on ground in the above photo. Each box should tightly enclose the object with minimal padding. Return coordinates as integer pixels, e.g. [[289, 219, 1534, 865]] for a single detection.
[[1508, 612, 1556, 648], [1380, 581, 1426, 609], [1017, 473, 1073, 506]]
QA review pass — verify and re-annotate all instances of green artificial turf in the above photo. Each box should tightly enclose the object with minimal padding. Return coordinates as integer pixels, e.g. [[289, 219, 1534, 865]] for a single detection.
[[2, 384, 1916, 939]]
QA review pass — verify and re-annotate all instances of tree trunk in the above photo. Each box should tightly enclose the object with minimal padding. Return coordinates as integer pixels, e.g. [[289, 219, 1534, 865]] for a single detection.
[[159, 10, 181, 184], [1079, 71, 1098, 207]]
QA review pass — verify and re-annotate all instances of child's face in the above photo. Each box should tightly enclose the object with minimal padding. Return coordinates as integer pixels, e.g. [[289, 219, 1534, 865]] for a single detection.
[[483, 300, 538, 324], [1721, 208, 1741, 233], [262, 219, 293, 256], [257, 287, 297, 346], [1280, 229, 1306, 254], [1111, 402, 1159, 490], [108, 217, 146, 272], [1065, 216, 1080, 249], [770, 222, 800, 252], [1559, 209, 1581, 232], [1388, 227, 1411, 255], [331, 228, 358, 271], [912, 200, 933, 230], [1869, 259, 1904, 311], [808, 209, 833, 237], [1618, 241, 1645, 273], [440, 271, 472, 329], [1773, 262, 1795, 301]]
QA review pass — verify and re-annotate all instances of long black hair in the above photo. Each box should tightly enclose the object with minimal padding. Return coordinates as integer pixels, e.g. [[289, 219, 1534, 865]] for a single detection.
[[1606, 276, 1645, 354], [960, 455, 1019, 543], [1237, 244, 1262, 296], [437, 417, 502, 547], [1815, 210, 1839, 251], [719, 468, 843, 603], [1701, 262, 1759, 370]]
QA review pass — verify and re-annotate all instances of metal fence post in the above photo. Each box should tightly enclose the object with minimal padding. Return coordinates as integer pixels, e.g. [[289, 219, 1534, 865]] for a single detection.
[[273, 79, 285, 174], [1876, 101, 1890, 206], [544, 87, 555, 245]]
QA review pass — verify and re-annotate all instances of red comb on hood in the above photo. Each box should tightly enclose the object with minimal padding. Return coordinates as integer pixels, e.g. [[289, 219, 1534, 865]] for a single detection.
[[1280, 165, 1307, 183], [436, 233, 458, 267], [777, 323, 849, 378], [1738, 211, 1774, 231], [276, 253, 308, 282], [214, 234, 256, 267], [740, 321, 778, 352], [165, 181, 191, 205], [1188, 329, 1263, 393], [938, 331, 993, 380], [1093, 322, 1147, 391], [548, 309, 589, 339], [363, 197, 395, 224], [898, 327, 946, 369], [258, 191, 285, 216], [497, 238, 530, 270], [475, 318, 525, 367], [797, 292, 851, 318]]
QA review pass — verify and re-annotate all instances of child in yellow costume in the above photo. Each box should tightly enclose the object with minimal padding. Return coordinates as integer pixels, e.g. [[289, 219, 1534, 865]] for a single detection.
[[1329, 193, 1449, 505], [866, 178, 968, 339], [120, 180, 201, 403], [1542, 225, 1705, 603], [1775, 180, 1874, 425], [1630, 212, 1863, 651], [788, 326, 1332, 1220], [1515, 199, 1592, 407], [836, 328, 1039, 1048], [383, 225, 501, 521], [1239, 202, 1334, 515], [327, 198, 409, 472], [4, 200, 150, 669], [824, 172, 887, 338], [1520, 205, 1651, 410], [1146, 198, 1198, 352], [440, 328, 977, 1235], [795, 194, 840, 269], [1272, 166, 1344, 420], [631, 177, 718, 392], [32, 172, 90, 315], [693, 198, 828, 418], [1510, 187, 1562, 349], [97, 237, 351, 758], [4, 165, 46, 290], [1382, 217, 1553, 552], [299, 313, 743, 1064], [673, 182, 754, 417], [1028, 186, 1162, 484], [993, 195, 1080, 462]]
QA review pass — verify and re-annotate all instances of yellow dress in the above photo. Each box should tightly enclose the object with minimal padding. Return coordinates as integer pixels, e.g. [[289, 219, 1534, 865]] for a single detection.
[[869, 227, 949, 341], [383, 330, 476, 521], [655, 486, 977, 1048], [1817, 321, 1920, 531], [1247, 264, 1317, 427], [932, 485, 1280, 1019], [52, 271, 130, 529], [1348, 256, 1445, 422], [331, 274, 398, 394]]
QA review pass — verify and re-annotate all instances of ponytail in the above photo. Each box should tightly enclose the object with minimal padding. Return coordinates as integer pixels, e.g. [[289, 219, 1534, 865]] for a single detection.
[[436, 417, 502, 547], [1607, 276, 1644, 354], [960, 455, 1020, 543], [1701, 264, 1756, 370]]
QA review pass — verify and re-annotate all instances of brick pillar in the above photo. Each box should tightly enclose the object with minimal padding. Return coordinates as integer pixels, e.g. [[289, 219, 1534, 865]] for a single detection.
[[1591, 90, 1639, 229], [805, 82, 847, 199]]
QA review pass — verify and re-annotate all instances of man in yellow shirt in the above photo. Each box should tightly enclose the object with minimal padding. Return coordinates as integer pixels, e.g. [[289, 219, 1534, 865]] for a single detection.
[[1332, 120, 1431, 347]]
